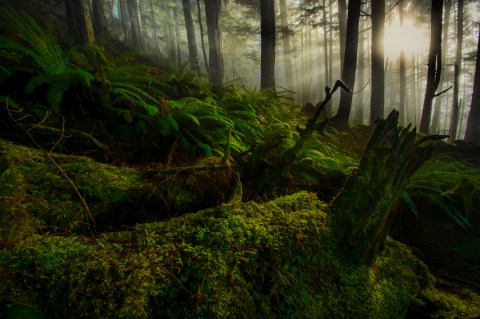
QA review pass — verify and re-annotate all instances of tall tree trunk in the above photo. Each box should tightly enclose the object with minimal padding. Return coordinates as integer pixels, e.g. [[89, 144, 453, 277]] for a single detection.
[[322, 0, 329, 86], [355, 17, 365, 124], [172, 0, 183, 66], [328, 4, 333, 85], [338, 0, 347, 74], [149, 0, 161, 59], [465, 25, 480, 146], [182, 0, 200, 72], [126, 0, 143, 51], [65, 0, 95, 45], [398, 0, 407, 125], [204, 0, 224, 87], [260, 0, 276, 90], [335, 0, 361, 121], [92, 0, 108, 38], [432, 0, 452, 132], [278, 0, 293, 95], [420, 0, 443, 134], [449, 0, 462, 143], [196, 0, 209, 71], [370, 0, 385, 123]]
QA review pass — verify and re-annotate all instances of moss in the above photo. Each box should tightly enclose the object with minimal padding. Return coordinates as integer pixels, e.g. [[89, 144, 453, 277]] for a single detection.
[[0, 140, 236, 241], [412, 279, 480, 319], [1, 192, 435, 318]]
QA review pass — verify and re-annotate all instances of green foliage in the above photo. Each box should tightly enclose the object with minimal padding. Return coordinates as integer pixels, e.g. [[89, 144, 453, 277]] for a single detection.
[[0, 192, 436, 318], [0, 6, 94, 114], [405, 154, 480, 230]]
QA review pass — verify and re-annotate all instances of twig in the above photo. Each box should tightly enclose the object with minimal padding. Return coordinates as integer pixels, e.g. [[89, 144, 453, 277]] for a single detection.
[[434, 85, 453, 97], [49, 117, 65, 154]]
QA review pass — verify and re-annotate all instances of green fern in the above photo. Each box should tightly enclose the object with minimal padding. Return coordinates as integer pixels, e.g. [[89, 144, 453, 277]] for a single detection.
[[405, 154, 479, 229]]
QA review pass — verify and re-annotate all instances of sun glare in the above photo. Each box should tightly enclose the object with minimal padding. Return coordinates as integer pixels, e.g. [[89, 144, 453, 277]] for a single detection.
[[384, 19, 429, 58]]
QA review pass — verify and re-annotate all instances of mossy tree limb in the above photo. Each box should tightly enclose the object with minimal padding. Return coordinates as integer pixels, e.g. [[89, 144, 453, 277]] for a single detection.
[[329, 110, 441, 265]]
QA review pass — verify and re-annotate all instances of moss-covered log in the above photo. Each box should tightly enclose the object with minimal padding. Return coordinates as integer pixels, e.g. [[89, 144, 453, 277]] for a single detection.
[[0, 192, 436, 318], [329, 110, 437, 265], [0, 139, 237, 240]]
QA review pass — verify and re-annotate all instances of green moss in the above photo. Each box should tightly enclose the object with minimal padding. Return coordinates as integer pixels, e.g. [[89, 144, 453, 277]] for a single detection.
[[1, 192, 435, 318], [0, 140, 236, 240]]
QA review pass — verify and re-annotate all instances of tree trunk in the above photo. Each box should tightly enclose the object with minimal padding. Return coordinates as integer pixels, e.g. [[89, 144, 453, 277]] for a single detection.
[[278, 0, 293, 95], [465, 25, 480, 146], [126, 0, 143, 51], [260, 0, 276, 91], [92, 0, 108, 38], [322, 0, 329, 86], [449, 0, 462, 143], [182, 0, 200, 72], [329, 110, 436, 265], [65, 0, 95, 45], [335, 0, 361, 122], [398, 0, 406, 125], [172, 0, 183, 66], [204, 0, 224, 87], [355, 16, 365, 124], [420, 0, 443, 134], [370, 0, 385, 123], [196, 0, 209, 72], [149, 0, 162, 59], [338, 0, 347, 74], [432, 0, 452, 133]]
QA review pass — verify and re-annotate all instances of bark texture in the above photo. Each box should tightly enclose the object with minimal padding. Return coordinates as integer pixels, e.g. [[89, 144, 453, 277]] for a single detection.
[[329, 110, 436, 265], [260, 0, 276, 90]]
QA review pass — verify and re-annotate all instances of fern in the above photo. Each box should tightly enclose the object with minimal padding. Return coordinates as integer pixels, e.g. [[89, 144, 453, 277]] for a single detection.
[[405, 154, 480, 229]]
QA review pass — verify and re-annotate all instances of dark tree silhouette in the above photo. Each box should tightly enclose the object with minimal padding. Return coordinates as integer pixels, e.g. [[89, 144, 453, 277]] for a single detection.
[[92, 0, 107, 38], [182, 0, 200, 72], [449, 0, 463, 143], [465, 26, 480, 146], [370, 0, 385, 123], [204, 0, 224, 87], [260, 0, 276, 90], [65, 0, 94, 45], [335, 0, 361, 122], [420, 0, 443, 134]]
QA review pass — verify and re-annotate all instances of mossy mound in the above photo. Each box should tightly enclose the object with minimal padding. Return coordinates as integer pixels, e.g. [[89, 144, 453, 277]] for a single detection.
[[1, 191, 433, 319], [0, 139, 235, 242]]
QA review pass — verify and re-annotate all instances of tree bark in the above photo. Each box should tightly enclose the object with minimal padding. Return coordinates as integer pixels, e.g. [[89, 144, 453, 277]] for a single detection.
[[465, 25, 480, 145], [126, 0, 143, 51], [182, 0, 200, 72], [204, 0, 224, 87], [278, 0, 293, 95], [432, 0, 452, 133], [370, 0, 385, 123], [65, 0, 95, 45], [329, 110, 436, 265], [354, 17, 365, 124], [449, 0, 462, 143], [92, 0, 108, 38], [420, 0, 443, 134], [260, 0, 276, 91], [337, 0, 347, 74], [398, 0, 406, 125], [335, 0, 361, 122]]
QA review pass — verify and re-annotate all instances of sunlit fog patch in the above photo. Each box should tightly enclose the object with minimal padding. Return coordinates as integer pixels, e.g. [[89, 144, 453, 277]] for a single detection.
[[384, 18, 428, 58]]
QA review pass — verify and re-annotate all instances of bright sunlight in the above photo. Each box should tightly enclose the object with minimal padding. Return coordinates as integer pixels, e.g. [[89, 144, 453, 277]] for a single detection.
[[384, 18, 429, 58]]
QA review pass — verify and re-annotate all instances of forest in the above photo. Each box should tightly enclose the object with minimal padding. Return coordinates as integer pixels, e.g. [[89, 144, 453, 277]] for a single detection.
[[0, 0, 480, 318]]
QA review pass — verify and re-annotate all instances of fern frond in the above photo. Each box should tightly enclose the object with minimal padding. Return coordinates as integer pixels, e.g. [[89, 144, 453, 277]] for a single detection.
[[46, 80, 70, 114]]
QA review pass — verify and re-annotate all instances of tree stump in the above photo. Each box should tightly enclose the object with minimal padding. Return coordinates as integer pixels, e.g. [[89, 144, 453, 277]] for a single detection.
[[329, 110, 438, 265]]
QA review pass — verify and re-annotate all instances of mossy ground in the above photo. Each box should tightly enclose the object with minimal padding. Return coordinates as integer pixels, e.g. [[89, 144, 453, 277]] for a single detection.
[[0, 187, 436, 319], [1, 141, 479, 319]]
